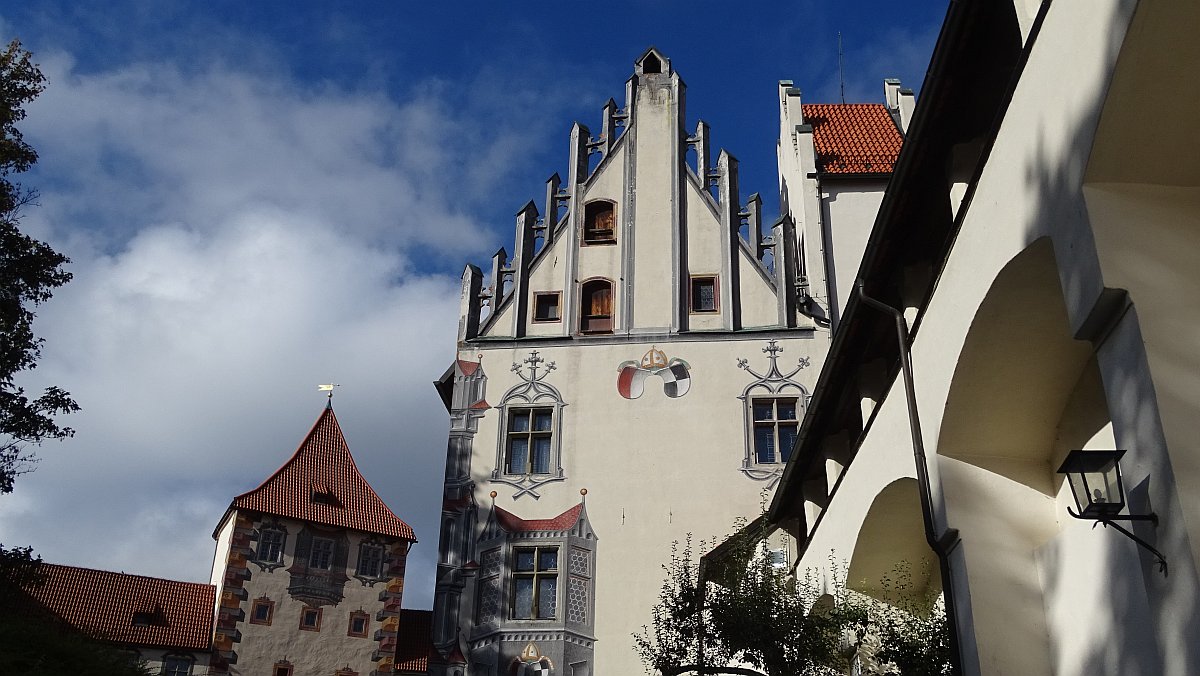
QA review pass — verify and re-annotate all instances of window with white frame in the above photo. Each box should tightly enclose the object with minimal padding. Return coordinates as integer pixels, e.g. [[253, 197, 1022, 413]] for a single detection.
[[258, 526, 286, 563], [162, 655, 193, 676], [751, 397, 800, 464], [356, 542, 385, 578], [511, 546, 558, 620], [504, 407, 554, 475]]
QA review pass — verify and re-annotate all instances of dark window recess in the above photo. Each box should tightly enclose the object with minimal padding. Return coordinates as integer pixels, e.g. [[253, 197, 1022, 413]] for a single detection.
[[274, 662, 293, 676], [580, 280, 613, 333], [311, 484, 341, 506], [533, 293, 561, 322], [310, 537, 335, 570], [642, 53, 662, 74], [299, 607, 321, 631], [356, 543, 385, 578], [505, 408, 553, 475], [752, 398, 800, 464], [348, 611, 369, 637], [258, 528, 286, 562], [250, 598, 274, 625], [583, 202, 616, 244], [512, 546, 559, 620], [690, 276, 718, 313]]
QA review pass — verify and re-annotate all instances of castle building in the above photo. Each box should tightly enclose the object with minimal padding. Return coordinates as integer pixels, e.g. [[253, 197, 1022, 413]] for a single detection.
[[768, 0, 1200, 673], [208, 404, 418, 676], [430, 47, 907, 675]]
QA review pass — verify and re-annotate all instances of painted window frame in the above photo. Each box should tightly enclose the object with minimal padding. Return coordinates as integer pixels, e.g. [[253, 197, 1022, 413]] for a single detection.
[[347, 610, 370, 638], [532, 291, 562, 323], [299, 606, 323, 632], [491, 351, 568, 500], [510, 545, 559, 620], [578, 277, 615, 334], [581, 200, 617, 246], [249, 596, 274, 626], [750, 396, 801, 464], [273, 661, 294, 676], [503, 406, 555, 476], [689, 275, 719, 314], [309, 537, 335, 570], [355, 542, 386, 578]]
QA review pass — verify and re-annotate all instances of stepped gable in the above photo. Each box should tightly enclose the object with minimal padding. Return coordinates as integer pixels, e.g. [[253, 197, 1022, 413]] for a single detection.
[[224, 406, 415, 541], [494, 503, 583, 533], [803, 103, 904, 174], [22, 563, 215, 650]]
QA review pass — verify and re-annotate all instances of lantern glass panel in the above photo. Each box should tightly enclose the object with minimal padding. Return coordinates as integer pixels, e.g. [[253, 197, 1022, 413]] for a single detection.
[[1057, 449, 1127, 518]]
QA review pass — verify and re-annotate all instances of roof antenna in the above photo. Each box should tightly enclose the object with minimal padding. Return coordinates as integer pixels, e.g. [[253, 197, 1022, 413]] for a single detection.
[[838, 32, 846, 104], [318, 383, 340, 408]]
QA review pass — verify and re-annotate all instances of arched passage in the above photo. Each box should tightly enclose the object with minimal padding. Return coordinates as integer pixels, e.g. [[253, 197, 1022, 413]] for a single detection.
[[847, 478, 938, 606], [936, 238, 1115, 675]]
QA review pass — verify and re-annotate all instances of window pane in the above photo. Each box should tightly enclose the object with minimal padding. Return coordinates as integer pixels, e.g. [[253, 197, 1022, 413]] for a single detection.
[[752, 401, 773, 421], [254, 603, 270, 621], [533, 410, 553, 431], [514, 550, 536, 572], [692, 278, 716, 311], [506, 438, 529, 474], [509, 411, 530, 432], [537, 549, 558, 571], [777, 400, 798, 420], [530, 437, 551, 474], [513, 577, 534, 619], [779, 424, 799, 463], [754, 425, 776, 463], [311, 539, 333, 569], [538, 576, 558, 619]]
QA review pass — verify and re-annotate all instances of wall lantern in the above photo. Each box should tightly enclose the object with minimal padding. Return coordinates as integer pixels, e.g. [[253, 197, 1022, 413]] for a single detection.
[[1056, 449, 1166, 575]]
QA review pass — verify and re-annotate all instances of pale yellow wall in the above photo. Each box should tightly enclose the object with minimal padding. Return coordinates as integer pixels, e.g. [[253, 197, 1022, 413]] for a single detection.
[[822, 182, 887, 320], [464, 335, 822, 675], [630, 86, 677, 331], [738, 249, 779, 329]]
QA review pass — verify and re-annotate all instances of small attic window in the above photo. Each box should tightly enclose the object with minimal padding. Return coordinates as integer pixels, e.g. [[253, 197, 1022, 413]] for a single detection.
[[583, 201, 616, 245], [642, 53, 662, 74], [131, 604, 167, 627], [311, 484, 341, 507]]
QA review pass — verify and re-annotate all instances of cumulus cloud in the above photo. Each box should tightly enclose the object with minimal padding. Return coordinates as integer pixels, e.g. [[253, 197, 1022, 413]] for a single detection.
[[0, 43, 574, 608]]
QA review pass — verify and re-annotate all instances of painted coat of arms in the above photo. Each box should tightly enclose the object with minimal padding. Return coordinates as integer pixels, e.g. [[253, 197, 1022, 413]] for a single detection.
[[617, 347, 691, 399]]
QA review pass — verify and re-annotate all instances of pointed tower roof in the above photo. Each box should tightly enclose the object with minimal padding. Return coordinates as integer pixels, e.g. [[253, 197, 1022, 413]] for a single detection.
[[220, 407, 415, 541]]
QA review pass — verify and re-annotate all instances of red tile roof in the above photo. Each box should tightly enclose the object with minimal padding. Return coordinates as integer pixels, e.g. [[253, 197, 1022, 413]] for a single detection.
[[224, 407, 415, 541], [457, 360, 480, 376], [802, 103, 904, 175], [395, 609, 432, 674], [22, 563, 215, 651], [494, 503, 583, 532]]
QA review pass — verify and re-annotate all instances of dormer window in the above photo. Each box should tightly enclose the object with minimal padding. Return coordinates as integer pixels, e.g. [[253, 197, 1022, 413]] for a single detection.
[[580, 279, 614, 334], [311, 483, 341, 507], [582, 201, 616, 245]]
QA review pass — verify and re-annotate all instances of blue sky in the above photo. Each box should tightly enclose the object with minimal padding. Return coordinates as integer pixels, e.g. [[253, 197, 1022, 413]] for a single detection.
[[0, 1, 943, 608]]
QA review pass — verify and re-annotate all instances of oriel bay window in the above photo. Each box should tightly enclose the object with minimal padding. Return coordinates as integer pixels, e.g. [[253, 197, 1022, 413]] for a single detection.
[[753, 397, 800, 464], [505, 408, 553, 475], [512, 546, 558, 620]]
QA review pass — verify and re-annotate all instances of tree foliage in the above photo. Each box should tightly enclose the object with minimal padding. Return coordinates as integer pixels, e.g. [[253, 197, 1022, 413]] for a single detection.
[[0, 38, 77, 495], [635, 519, 953, 676]]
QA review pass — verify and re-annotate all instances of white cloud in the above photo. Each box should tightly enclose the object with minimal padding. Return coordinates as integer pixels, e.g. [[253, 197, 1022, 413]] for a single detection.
[[0, 45, 567, 609]]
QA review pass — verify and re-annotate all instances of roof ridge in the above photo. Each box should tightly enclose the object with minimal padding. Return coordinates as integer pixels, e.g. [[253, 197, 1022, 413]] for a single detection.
[[39, 562, 213, 588]]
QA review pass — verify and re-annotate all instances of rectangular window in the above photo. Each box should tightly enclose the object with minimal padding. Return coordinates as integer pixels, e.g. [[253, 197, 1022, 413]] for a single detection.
[[258, 527, 285, 562], [583, 202, 617, 244], [511, 546, 558, 620], [309, 537, 334, 570], [356, 543, 385, 578], [690, 276, 718, 313], [752, 397, 800, 464], [505, 408, 554, 475], [299, 607, 322, 631], [533, 292, 562, 323], [162, 656, 193, 676], [347, 611, 370, 638], [249, 597, 274, 626], [273, 662, 293, 676]]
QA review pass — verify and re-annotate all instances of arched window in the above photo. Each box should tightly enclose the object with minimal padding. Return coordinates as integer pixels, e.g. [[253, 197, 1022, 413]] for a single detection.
[[582, 201, 616, 245], [580, 279, 613, 334]]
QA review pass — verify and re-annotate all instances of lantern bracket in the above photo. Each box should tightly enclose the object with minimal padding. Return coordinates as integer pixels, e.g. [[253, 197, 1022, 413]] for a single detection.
[[1067, 507, 1167, 576]]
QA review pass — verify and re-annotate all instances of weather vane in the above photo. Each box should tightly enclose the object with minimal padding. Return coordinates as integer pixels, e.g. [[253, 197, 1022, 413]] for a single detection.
[[318, 382, 341, 406]]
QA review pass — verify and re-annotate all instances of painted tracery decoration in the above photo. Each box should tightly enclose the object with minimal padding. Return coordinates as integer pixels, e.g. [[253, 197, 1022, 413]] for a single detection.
[[491, 351, 567, 500], [736, 340, 810, 486]]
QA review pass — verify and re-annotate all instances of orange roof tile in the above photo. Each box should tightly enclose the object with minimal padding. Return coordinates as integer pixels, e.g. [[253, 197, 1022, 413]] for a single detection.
[[395, 609, 432, 674], [494, 503, 583, 533], [224, 407, 415, 541], [802, 103, 904, 175], [22, 563, 215, 651]]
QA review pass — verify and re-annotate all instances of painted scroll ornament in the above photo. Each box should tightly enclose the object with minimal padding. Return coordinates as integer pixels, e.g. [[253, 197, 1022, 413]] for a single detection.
[[617, 347, 691, 399]]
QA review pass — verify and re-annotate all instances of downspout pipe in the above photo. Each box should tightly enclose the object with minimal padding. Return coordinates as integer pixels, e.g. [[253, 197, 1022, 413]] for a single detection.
[[857, 280, 966, 675]]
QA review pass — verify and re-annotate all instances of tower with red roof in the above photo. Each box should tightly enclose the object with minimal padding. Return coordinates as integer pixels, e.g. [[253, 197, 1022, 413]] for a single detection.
[[208, 405, 416, 676]]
